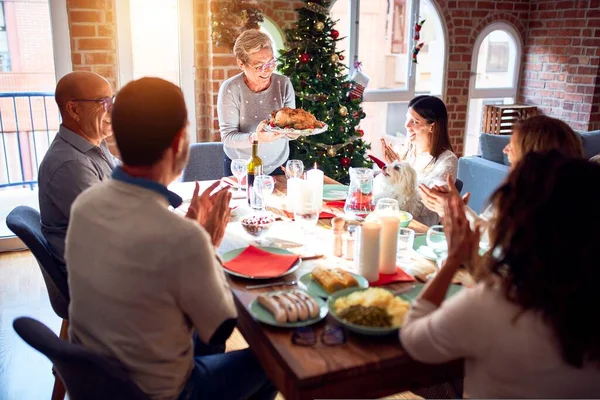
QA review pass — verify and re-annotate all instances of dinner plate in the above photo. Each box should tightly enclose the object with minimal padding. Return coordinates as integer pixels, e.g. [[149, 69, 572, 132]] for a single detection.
[[323, 184, 349, 201], [249, 290, 328, 327], [327, 287, 409, 336], [400, 283, 463, 303], [220, 246, 302, 280], [299, 271, 369, 298], [265, 122, 328, 138]]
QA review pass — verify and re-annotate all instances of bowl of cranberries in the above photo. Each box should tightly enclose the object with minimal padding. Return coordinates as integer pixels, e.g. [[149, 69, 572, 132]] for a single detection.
[[240, 213, 274, 238]]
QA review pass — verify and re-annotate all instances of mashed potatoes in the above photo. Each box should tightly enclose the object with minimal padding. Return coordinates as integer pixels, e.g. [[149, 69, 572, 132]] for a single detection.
[[333, 288, 411, 327]]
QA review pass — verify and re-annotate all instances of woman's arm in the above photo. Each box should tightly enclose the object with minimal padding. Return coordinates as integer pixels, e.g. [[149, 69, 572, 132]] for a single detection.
[[400, 197, 484, 362], [217, 82, 252, 149]]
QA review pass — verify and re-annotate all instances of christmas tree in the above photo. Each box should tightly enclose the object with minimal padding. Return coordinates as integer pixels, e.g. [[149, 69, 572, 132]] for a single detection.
[[278, 0, 371, 183]]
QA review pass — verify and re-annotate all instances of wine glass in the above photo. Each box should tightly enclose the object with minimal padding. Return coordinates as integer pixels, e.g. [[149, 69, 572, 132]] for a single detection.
[[230, 159, 247, 192], [285, 160, 304, 179], [294, 201, 319, 254], [254, 175, 275, 212], [426, 225, 448, 274], [374, 198, 400, 217]]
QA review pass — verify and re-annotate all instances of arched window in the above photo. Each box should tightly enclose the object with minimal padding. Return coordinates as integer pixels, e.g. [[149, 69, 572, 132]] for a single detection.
[[260, 16, 285, 61], [330, 0, 447, 158], [464, 23, 522, 155]]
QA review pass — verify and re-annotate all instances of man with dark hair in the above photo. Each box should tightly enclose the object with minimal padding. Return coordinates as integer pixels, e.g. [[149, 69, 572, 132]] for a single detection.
[[66, 77, 276, 400], [38, 71, 117, 267]]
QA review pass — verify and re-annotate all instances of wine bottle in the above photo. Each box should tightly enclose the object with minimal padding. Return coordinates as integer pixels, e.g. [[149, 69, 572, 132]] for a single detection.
[[246, 140, 263, 209]]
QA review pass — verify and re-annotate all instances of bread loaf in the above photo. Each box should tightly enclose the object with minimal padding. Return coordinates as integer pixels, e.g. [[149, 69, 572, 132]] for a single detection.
[[311, 266, 359, 294]]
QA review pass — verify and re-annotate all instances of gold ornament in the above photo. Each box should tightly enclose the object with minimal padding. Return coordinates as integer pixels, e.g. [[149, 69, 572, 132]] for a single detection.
[[327, 147, 337, 157], [331, 54, 340, 64], [338, 106, 348, 117], [315, 21, 325, 31]]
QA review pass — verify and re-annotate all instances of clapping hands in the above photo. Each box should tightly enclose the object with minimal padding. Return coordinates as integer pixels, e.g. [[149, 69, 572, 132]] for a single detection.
[[419, 175, 471, 218], [186, 181, 232, 247]]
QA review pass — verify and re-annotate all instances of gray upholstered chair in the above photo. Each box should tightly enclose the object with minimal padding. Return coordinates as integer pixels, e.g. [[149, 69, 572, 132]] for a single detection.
[[13, 317, 149, 400], [6, 205, 70, 400], [182, 142, 225, 181]]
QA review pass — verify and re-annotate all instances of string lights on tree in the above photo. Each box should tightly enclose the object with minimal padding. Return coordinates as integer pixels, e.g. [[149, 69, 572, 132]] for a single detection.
[[277, 0, 371, 182]]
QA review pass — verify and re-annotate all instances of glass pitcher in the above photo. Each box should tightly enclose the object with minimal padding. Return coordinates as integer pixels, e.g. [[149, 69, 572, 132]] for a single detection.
[[344, 167, 375, 220]]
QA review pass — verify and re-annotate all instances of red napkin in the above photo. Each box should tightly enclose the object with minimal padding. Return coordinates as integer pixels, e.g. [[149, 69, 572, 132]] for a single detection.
[[368, 154, 386, 169], [325, 200, 346, 208], [369, 267, 416, 286], [283, 210, 335, 220], [222, 246, 300, 278]]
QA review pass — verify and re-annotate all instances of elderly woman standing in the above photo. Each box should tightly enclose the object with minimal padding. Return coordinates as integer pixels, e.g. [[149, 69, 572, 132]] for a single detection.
[[218, 29, 295, 175]]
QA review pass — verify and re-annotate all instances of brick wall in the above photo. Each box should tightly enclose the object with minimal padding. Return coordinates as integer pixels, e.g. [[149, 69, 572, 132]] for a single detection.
[[66, 0, 118, 90], [434, 0, 529, 155], [195, 0, 304, 142], [518, 0, 600, 132]]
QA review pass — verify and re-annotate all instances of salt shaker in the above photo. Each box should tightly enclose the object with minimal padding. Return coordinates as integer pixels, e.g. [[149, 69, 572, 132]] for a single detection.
[[331, 217, 345, 257], [342, 225, 357, 260]]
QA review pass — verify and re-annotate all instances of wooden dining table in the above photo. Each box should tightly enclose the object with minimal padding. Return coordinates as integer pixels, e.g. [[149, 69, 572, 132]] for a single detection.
[[171, 175, 463, 400]]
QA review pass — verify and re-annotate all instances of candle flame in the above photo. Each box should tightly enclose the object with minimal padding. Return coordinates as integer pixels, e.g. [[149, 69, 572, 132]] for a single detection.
[[314, 162, 318, 169]]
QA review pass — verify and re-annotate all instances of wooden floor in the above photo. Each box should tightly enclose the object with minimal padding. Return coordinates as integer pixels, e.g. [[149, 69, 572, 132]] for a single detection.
[[0, 250, 416, 400]]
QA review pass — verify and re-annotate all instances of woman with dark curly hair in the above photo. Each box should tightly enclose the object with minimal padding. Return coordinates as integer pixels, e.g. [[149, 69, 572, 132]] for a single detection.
[[401, 150, 600, 397]]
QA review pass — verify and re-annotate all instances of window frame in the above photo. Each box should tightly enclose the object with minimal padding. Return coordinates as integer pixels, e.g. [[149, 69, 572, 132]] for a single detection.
[[468, 22, 522, 100], [115, 0, 196, 138], [336, 0, 448, 102], [49, 0, 73, 80]]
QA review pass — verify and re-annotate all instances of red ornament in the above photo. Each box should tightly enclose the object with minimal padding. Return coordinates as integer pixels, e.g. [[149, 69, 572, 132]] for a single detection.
[[300, 53, 311, 63], [330, 30, 340, 39], [356, 129, 364, 137], [339, 54, 345, 60], [340, 157, 351, 167]]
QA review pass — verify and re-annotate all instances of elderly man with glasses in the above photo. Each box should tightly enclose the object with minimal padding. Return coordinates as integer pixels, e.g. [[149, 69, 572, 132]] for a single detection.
[[38, 71, 118, 268]]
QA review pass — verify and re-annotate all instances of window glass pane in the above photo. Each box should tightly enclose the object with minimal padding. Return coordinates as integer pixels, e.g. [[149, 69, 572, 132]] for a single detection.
[[475, 30, 516, 89], [464, 97, 514, 156], [329, 0, 350, 69], [260, 18, 284, 72], [360, 101, 410, 159], [130, 0, 180, 84], [414, 0, 444, 95], [358, 0, 411, 91]]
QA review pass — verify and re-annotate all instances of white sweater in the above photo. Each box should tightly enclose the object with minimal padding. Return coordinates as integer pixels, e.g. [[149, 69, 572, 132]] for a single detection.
[[400, 283, 600, 398]]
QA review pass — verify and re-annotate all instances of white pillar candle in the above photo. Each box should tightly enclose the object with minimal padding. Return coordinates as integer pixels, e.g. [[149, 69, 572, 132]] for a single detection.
[[355, 221, 381, 282], [297, 179, 315, 210], [306, 166, 324, 211], [286, 178, 301, 212], [379, 216, 400, 274]]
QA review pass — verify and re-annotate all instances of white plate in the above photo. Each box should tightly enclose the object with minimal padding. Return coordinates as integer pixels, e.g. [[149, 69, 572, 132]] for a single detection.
[[265, 122, 328, 138]]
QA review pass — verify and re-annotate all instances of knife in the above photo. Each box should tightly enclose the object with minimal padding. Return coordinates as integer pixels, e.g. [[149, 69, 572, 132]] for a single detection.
[[246, 280, 297, 290]]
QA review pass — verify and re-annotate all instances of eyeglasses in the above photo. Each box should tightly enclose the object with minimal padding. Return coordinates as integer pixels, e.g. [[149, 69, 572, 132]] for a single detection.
[[248, 58, 277, 72], [71, 96, 114, 112], [291, 324, 347, 346]]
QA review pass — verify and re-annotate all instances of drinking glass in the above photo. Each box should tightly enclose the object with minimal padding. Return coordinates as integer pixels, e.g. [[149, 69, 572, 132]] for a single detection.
[[396, 228, 415, 264], [426, 225, 448, 272], [254, 175, 275, 212], [285, 160, 304, 179], [294, 202, 319, 254], [230, 159, 247, 192], [374, 198, 400, 217]]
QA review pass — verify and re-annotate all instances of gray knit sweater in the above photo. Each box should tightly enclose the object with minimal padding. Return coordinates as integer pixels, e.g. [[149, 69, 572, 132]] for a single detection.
[[217, 73, 295, 174]]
